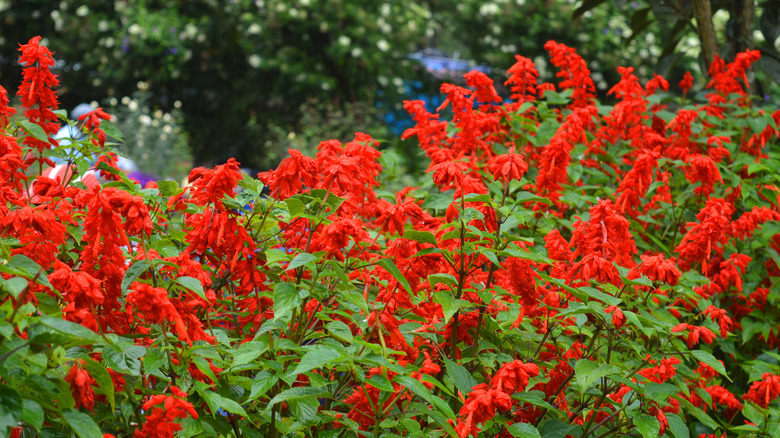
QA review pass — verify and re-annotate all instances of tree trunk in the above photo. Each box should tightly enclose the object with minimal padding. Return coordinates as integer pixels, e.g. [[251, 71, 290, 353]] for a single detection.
[[692, 0, 719, 74], [729, 0, 755, 56]]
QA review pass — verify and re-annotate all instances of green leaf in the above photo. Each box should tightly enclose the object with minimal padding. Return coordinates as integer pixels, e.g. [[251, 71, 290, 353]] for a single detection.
[[507, 423, 541, 438], [691, 350, 729, 381], [644, 382, 680, 402], [18, 120, 50, 143], [367, 375, 395, 392], [21, 399, 44, 431], [575, 361, 619, 395], [31, 316, 102, 345], [511, 391, 554, 410], [286, 253, 318, 271], [220, 398, 248, 417], [100, 120, 124, 141], [1, 277, 27, 299], [62, 409, 103, 438], [265, 387, 329, 411], [326, 320, 353, 344], [376, 258, 413, 296], [122, 260, 151, 293], [82, 357, 115, 411], [442, 357, 478, 395], [402, 230, 438, 245], [666, 413, 689, 438], [291, 346, 342, 376], [103, 344, 146, 376], [395, 376, 433, 404], [248, 371, 278, 401], [741, 401, 764, 427], [232, 341, 269, 368], [633, 413, 660, 438], [428, 273, 458, 289], [538, 419, 574, 438], [176, 276, 208, 302], [273, 282, 307, 322], [0, 385, 22, 436], [515, 191, 552, 205], [289, 397, 320, 423], [683, 401, 719, 429], [434, 292, 471, 322], [0, 255, 52, 288]]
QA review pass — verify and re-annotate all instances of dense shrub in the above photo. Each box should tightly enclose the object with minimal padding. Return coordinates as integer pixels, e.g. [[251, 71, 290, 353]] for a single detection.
[[1, 36, 780, 438]]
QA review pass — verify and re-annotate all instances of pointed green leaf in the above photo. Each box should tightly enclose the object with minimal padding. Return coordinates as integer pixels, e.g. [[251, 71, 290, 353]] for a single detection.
[[176, 276, 208, 302], [232, 340, 269, 368], [286, 253, 318, 271], [122, 261, 151, 293], [62, 409, 102, 438], [507, 422, 542, 438], [442, 357, 478, 396], [691, 350, 729, 381], [634, 413, 660, 438], [291, 346, 341, 376], [376, 258, 412, 296]]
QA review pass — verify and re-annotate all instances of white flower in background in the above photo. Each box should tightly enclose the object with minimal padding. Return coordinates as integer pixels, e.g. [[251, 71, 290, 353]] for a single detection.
[[392, 77, 403, 87], [76, 4, 89, 16], [351, 47, 362, 57], [378, 75, 388, 87], [479, 2, 499, 15], [98, 20, 110, 32], [299, 0, 310, 5], [376, 39, 389, 52], [139, 115, 152, 126], [248, 54, 262, 68], [128, 23, 142, 35], [338, 35, 351, 46], [247, 23, 262, 34]]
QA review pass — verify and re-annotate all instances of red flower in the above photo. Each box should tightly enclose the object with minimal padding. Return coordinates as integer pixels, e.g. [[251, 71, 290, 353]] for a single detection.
[[0, 85, 15, 126], [189, 158, 243, 208], [17, 36, 60, 166], [544, 41, 596, 108], [456, 384, 512, 437], [505, 55, 539, 102], [679, 71, 694, 96], [264, 148, 318, 199], [65, 360, 96, 411], [703, 305, 733, 338], [744, 373, 780, 408], [490, 360, 540, 394], [78, 107, 111, 147], [488, 146, 528, 184], [671, 323, 716, 348], [638, 357, 681, 383], [134, 387, 197, 438], [629, 254, 681, 286], [604, 305, 625, 329], [126, 282, 190, 345], [464, 70, 502, 105], [685, 154, 722, 198]]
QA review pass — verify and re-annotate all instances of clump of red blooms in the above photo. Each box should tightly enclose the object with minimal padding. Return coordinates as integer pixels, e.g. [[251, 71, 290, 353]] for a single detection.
[[2, 36, 780, 438]]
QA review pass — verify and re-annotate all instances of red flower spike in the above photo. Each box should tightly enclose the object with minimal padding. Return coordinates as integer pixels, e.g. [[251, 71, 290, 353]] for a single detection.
[[65, 360, 97, 411], [490, 360, 540, 394], [744, 373, 780, 408], [488, 146, 528, 184], [505, 55, 539, 102], [456, 384, 512, 438], [680, 71, 694, 96], [605, 305, 626, 329], [134, 386, 197, 438]]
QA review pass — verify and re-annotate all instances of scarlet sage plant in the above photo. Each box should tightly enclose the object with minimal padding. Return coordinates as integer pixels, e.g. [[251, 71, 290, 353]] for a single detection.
[[2, 36, 780, 438]]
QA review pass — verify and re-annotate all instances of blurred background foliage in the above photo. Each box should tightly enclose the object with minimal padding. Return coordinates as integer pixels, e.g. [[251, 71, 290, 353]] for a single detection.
[[0, 0, 778, 176]]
